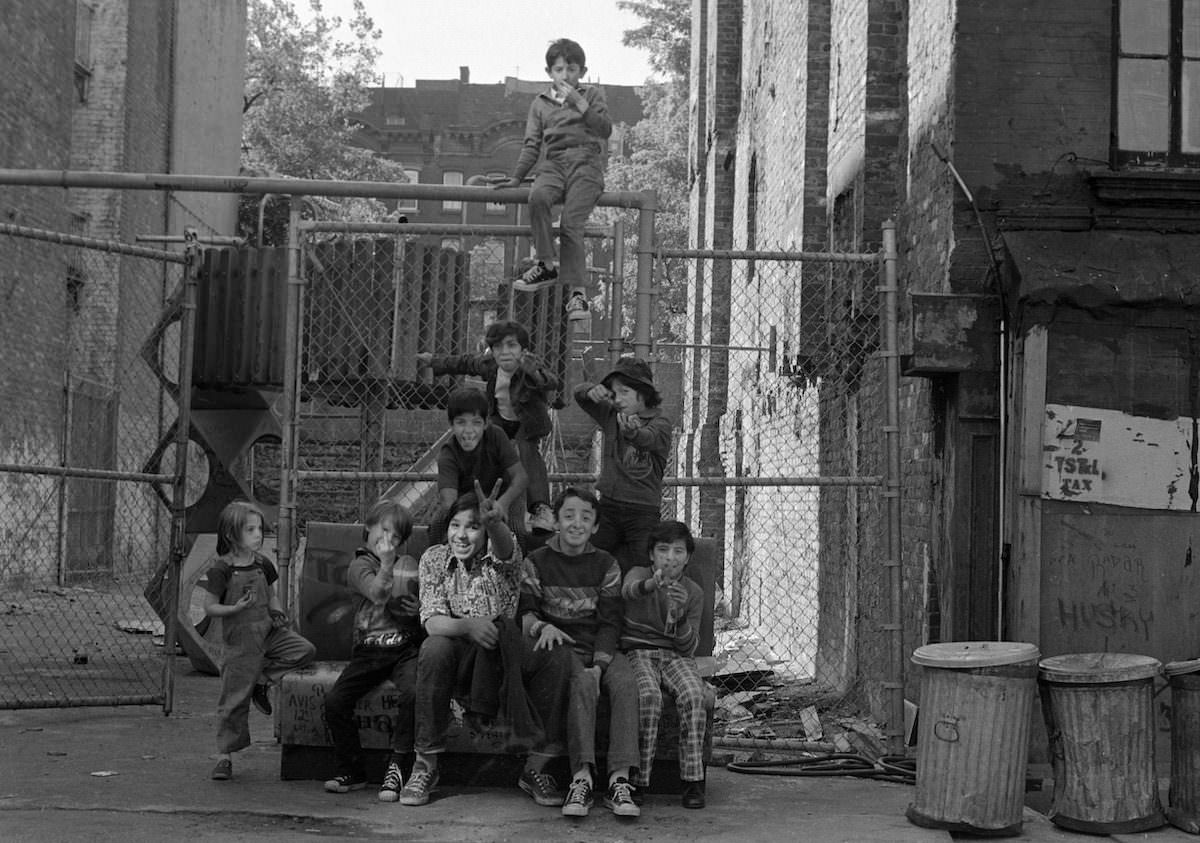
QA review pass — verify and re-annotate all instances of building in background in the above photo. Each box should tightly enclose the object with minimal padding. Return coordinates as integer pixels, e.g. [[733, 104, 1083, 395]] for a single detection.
[[688, 0, 1200, 728], [0, 1, 247, 584], [352, 69, 644, 311]]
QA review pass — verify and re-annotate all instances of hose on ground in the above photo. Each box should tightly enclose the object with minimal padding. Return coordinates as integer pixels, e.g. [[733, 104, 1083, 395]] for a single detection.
[[725, 752, 916, 785]]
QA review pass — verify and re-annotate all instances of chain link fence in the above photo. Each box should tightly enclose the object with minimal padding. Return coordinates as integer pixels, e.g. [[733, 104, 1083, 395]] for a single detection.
[[663, 244, 899, 753], [0, 178, 902, 762], [0, 223, 193, 708]]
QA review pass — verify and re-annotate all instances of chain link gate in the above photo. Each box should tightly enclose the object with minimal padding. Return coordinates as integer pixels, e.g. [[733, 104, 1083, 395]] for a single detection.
[[0, 223, 196, 710], [660, 230, 904, 754]]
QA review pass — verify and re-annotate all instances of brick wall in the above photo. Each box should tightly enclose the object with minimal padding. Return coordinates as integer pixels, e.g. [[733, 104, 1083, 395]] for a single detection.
[[0, 3, 76, 577]]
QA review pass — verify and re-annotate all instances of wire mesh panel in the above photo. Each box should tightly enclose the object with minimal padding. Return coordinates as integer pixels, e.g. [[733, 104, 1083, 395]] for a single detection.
[[669, 248, 892, 742], [0, 226, 189, 708]]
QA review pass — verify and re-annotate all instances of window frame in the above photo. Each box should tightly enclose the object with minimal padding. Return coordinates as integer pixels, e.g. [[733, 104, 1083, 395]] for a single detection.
[[1112, 0, 1200, 167], [441, 170, 463, 212], [397, 169, 420, 212]]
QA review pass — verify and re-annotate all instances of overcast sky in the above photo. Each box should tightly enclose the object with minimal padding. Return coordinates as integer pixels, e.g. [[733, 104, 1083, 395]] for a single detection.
[[311, 0, 658, 87]]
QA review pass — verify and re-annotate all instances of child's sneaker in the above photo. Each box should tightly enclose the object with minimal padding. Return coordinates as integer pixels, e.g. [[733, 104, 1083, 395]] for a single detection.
[[519, 766, 565, 806], [565, 290, 590, 322], [378, 761, 404, 802], [603, 777, 641, 817], [513, 260, 559, 291], [210, 758, 232, 780], [561, 777, 594, 817], [251, 683, 272, 716], [398, 765, 439, 806], [324, 773, 367, 793]]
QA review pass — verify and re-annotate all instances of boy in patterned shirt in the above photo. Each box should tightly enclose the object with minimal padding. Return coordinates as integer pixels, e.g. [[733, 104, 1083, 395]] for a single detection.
[[398, 483, 572, 808]]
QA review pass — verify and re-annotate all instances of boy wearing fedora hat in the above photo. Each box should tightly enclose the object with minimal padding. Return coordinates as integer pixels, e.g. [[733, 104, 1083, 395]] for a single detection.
[[573, 357, 673, 574]]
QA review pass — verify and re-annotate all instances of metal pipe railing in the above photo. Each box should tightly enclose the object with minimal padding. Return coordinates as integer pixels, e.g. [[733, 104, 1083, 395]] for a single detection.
[[0, 169, 654, 209]]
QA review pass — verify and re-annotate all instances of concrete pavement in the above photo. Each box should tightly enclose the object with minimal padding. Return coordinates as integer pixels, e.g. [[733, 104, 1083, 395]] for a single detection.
[[0, 669, 1195, 842]]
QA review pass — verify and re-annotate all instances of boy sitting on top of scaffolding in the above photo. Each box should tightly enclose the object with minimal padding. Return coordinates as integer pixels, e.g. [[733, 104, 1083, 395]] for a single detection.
[[492, 37, 611, 323]]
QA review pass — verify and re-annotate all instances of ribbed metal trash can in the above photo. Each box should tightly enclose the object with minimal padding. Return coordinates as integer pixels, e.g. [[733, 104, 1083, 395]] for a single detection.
[[906, 641, 1039, 836], [1039, 652, 1164, 834], [1166, 658, 1200, 834]]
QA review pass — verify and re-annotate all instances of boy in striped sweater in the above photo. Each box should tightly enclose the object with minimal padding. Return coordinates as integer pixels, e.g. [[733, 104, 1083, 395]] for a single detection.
[[621, 520, 709, 808], [519, 486, 643, 818]]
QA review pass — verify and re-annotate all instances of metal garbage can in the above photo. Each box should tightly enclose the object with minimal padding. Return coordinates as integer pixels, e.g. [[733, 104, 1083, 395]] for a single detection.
[[1166, 657, 1200, 834], [906, 641, 1039, 836], [1038, 652, 1163, 834]]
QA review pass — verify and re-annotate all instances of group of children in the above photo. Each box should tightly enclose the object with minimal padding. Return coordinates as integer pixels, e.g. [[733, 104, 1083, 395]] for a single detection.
[[198, 35, 706, 818], [202, 329, 708, 816]]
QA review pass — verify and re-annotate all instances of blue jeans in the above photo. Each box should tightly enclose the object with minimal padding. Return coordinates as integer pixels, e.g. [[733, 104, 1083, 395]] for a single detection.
[[593, 499, 661, 575], [566, 650, 641, 777], [528, 148, 604, 287], [324, 646, 417, 777]]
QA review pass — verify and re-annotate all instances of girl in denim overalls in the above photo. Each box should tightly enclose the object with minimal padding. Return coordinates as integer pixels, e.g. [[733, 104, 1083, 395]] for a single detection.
[[203, 501, 315, 781]]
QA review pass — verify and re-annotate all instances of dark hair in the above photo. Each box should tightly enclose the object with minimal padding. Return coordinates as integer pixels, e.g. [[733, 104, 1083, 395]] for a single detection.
[[648, 520, 695, 555], [546, 38, 586, 70], [449, 492, 482, 522], [484, 320, 529, 350], [362, 497, 413, 544], [608, 373, 662, 408], [552, 485, 600, 518], [446, 386, 489, 423], [216, 500, 266, 555]]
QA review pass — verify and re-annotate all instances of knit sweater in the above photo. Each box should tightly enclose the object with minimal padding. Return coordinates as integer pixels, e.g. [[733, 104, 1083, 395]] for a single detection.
[[511, 84, 613, 182], [620, 565, 703, 657], [518, 536, 623, 658]]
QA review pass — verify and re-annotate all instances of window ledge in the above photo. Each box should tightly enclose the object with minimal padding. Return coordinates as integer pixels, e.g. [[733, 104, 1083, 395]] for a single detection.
[[1091, 171, 1200, 205]]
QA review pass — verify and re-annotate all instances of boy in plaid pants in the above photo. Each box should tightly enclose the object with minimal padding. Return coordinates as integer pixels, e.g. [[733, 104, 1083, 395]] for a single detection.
[[620, 520, 710, 808]]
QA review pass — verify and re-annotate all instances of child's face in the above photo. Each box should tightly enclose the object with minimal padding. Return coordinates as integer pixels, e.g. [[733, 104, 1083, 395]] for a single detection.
[[366, 519, 400, 555], [555, 495, 598, 553], [651, 538, 690, 582], [491, 335, 524, 373], [547, 56, 584, 88], [446, 508, 486, 561], [239, 514, 264, 552], [610, 381, 646, 415], [451, 412, 487, 451]]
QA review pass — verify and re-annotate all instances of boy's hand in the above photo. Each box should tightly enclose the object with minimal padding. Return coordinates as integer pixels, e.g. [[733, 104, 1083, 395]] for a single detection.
[[396, 594, 420, 616], [233, 589, 255, 612], [648, 568, 668, 591], [491, 176, 521, 189], [475, 478, 506, 527], [464, 617, 500, 649], [585, 384, 614, 404], [617, 413, 640, 434], [666, 581, 689, 610], [374, 534, 398, 563], [534, 622, 574, 651], [554, 80, 586, 111], [270, 609, 289, 629]]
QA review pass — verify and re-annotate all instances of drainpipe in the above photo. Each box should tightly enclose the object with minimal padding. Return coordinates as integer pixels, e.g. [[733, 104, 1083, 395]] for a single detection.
[[930, 142, 1008, 638]]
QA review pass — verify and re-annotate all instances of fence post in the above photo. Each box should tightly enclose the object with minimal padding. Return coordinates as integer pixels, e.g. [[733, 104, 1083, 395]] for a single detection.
[[277, 198, 305, 614], [881, 220, 905, 754], [609, 217, 626, 364], [633, 191, 658, 358], [163, 229, 200, 714]]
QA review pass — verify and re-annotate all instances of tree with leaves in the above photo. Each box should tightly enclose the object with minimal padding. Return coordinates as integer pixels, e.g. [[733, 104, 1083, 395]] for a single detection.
[[239, 0, 405, 243], [601, 0, 691, 340]]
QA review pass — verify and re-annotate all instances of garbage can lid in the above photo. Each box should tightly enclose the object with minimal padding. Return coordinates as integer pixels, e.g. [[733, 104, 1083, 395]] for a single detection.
[[912, 641, 1040, 668], [1038, 652, 1161, 683], [1164, 657, 1200, 678]]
